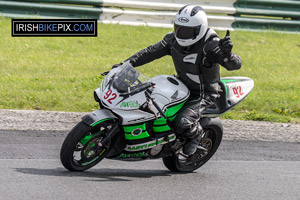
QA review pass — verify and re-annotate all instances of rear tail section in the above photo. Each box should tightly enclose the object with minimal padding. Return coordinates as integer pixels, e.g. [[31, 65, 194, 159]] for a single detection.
[[203, 77, 254, 117]]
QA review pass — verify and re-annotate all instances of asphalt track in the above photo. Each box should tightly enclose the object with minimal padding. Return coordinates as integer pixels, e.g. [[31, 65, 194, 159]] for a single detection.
[[0, 129, 299, 200]]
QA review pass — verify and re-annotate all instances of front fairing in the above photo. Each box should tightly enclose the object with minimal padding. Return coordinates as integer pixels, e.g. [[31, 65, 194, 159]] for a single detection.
[[99, 63, 149, 110]]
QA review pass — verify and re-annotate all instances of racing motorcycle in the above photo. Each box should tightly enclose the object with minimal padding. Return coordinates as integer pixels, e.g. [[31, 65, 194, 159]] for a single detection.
[[60, 62, 254, 172]]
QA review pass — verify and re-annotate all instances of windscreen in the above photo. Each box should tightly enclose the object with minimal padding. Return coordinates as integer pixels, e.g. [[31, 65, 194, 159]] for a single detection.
[[110, 62, 149, 93]]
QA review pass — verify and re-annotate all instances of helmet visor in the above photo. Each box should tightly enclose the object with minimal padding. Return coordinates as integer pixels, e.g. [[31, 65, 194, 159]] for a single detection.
[[174, 24, 201, 40]]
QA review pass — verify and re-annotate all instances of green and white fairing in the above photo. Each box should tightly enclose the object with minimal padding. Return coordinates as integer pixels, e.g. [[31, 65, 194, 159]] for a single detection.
[[96, 62, 190, 125], [94, 63, 254, 124], [92, 63, 254, 155], [222, 77, 254, 105], [203, 77, 254, 117]]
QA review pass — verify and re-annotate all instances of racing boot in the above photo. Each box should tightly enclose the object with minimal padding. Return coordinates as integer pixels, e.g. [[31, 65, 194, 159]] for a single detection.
[[182, 123, 204, 155]]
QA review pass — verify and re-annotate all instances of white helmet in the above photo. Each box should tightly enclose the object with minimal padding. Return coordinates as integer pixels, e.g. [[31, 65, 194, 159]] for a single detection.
[[174, 5, 208, 47]]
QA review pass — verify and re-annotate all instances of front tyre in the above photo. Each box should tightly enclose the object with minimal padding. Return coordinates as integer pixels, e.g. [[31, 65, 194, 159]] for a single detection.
[[163, 118, 223, 173], [60, 121, 112, 171]]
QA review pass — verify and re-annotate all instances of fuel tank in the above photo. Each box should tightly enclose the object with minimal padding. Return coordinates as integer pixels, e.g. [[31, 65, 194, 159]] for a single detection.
[[149, 75, 189, 110]]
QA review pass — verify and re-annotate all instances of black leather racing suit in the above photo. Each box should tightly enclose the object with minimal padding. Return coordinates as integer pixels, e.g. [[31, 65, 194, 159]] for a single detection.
[[125, 29, 242, 137]]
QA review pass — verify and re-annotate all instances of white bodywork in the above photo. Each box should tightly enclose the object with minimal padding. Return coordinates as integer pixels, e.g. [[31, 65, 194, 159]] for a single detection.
[[95, 64, 254, 125], [223, 76, 254, 105], [148, 75, 189, 110], [96, 65, 189, 125]]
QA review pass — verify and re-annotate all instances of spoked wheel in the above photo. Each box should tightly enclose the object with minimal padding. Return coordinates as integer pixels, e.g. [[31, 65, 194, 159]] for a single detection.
[[163, 118, 223, 173], [60, 121, 112, 171]]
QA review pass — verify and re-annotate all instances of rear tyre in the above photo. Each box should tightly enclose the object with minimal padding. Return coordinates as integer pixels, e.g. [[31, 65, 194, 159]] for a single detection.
[[163, 118, 223, 173], [60, 121, 112, 171]]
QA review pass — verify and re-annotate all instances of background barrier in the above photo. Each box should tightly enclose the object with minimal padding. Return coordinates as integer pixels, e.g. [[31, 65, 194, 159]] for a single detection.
[[0, 0, 299, 32]]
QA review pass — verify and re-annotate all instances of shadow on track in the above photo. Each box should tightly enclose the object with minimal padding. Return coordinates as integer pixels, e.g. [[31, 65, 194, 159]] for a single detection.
[[14, 167, 188, 182]]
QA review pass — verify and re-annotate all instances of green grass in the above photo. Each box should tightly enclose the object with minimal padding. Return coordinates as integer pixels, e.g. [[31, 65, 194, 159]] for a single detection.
[[0, 17, 300, 123]]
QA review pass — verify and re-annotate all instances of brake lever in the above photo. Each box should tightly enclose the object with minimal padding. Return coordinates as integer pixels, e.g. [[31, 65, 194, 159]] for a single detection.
[[101, 71, 110, 76]]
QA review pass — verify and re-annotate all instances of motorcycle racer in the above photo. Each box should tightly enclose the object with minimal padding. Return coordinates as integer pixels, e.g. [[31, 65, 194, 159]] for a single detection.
[[113, 5, 242, 156]]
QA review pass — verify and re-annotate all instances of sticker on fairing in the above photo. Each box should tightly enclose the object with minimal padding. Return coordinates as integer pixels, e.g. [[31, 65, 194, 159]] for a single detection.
[[125, 134, 176, 151], [103, 89, 118, 104], [232, 85, 244, 99], [120, 101, 140, 108], [228, 84, 245, 104]]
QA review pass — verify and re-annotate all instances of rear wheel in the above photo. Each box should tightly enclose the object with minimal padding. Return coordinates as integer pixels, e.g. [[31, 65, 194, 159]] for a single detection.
[[163, 118, 223, 172], [60, 121, 113, 171]]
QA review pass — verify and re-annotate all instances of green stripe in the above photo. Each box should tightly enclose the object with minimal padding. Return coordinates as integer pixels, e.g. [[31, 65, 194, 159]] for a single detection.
[[80, 130, 105, 145], [152, 100, 187, 128], [153, 125, 171, 133], [123, 124, 146, 133], [153, 113, 178, 126], [220, 79, 238, 84], [153, 115, 177, 127], [169, 114, 177, 122], [91, 118, 111, 127], [124, 131, 150, 140], [123, 124, 150, 140], [153, 117, 166, 126], [221, 79, 241, 95], [165, 99, 188, 117]]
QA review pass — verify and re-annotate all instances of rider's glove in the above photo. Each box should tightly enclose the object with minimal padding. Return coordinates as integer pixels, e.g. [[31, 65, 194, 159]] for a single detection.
[[205, 45, 224, 66], [205, 30, 233, 66], [219, 30, 233, 62]]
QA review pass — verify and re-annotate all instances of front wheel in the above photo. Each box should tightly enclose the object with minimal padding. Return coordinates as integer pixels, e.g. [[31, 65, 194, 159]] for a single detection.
[[60, 121, 113, 171], [163, 118, 223, 173]]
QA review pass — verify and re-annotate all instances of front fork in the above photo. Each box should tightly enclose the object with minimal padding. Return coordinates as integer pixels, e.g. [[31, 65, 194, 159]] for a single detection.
[[97, 122, 120, 149]]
